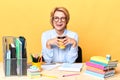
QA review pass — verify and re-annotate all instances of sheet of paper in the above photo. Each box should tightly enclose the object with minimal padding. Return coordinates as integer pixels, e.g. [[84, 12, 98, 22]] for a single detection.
[[58, 63, 83, 71], [42, 63, 61, 70]]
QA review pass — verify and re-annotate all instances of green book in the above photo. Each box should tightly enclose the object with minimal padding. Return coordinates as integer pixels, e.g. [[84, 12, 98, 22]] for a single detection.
[[15, 38, 22, 75]]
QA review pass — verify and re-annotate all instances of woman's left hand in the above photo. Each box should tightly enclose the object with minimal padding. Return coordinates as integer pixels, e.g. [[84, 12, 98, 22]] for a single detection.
[[62, 36, 77, 48]]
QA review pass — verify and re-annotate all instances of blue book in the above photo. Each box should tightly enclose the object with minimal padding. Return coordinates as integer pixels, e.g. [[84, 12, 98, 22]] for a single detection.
[[85, 70, 114, 78], [6, 50, 11, 76]]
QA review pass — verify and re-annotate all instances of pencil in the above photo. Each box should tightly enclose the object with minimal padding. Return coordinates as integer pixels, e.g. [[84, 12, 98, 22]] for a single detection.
[[62, 73, 80, 77], [41, 74, 57, 78]]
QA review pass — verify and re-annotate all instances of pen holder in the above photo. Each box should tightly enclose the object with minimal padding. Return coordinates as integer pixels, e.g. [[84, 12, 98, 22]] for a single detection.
[[31, 54, 42, 71], [32, 62, 41, 68]]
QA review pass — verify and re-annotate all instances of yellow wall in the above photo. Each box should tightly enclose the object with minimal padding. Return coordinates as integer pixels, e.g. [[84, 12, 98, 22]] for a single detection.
[[0, 0, 120, 62]]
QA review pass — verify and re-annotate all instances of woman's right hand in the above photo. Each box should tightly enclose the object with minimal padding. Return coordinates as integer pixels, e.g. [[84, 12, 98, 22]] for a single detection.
[[46, 37, 59, 49]]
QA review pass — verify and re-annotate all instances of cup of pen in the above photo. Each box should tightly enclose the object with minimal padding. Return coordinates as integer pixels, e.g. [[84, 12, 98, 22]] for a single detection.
[[32, 62, 41, 69], [31, 54, 42, 71], [57, 36, 66, 49]]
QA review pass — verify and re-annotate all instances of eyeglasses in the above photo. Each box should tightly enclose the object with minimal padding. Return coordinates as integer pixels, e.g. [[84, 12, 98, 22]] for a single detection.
[[53, 17, 66, 22]]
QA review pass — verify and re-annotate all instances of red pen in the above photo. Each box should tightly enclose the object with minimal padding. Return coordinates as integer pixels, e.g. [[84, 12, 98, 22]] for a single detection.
[[62, 73, 80, 77]]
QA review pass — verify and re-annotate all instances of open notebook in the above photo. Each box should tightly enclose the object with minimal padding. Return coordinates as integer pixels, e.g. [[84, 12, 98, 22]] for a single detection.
[[58, 63, 83, 71], [42, 63, 61, 70]]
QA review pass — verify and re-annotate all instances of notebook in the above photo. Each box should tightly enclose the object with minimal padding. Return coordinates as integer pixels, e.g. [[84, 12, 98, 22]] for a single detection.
[[58, 63, 83, 71], [42, 63, 61, 70]]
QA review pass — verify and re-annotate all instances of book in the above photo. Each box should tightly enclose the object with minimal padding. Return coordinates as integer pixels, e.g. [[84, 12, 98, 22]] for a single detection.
[[27, 66, 41, 79], [58, 63, 83, 71], [86, 66, 115, 74], [90, 59, 118, 67], [27, 71, 41, 79], [42, 63, 61, 70], [90, 56, 118, 65], [15, 38, 22, 75], [27, 66, 41, 73], [5, 50, 11, 76], [86, 62, 116, 70], [15, 38, 22, 59], [19, 36, 27, 58], [9, 43, 17, 75], [19, 36, 27, 75], [85, 70, 115, 78], [9, 43, 16, 58]]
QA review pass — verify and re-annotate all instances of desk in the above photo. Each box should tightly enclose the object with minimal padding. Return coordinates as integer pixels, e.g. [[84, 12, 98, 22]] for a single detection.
[[0, 62, 120, 80]]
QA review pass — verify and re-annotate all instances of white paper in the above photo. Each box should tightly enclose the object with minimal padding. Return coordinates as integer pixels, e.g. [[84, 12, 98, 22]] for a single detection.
[[58, 63, 83, 71], [42, 63, 61, 70]]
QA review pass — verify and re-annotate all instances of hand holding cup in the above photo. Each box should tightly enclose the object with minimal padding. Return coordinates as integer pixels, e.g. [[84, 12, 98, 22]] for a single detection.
[[57, 36, 66, 49]]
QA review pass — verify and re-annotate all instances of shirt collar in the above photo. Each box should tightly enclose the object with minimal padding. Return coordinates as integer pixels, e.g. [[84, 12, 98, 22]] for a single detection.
[[53, 29, 67, 36]]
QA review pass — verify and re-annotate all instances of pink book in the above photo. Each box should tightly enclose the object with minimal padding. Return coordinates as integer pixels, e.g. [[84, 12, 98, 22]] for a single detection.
[[86, 62, 107, 70], [86, 66, 105, 74], [86, 67, 115, 75]]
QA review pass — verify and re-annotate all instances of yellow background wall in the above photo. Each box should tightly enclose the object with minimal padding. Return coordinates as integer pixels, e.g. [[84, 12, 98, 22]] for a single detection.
[[0, 0, 120, 62]]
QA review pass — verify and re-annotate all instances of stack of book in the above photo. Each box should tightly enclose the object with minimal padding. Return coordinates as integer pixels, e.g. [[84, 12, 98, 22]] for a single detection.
[[27, 66, 41, 78], [85, 56, 118, 78]]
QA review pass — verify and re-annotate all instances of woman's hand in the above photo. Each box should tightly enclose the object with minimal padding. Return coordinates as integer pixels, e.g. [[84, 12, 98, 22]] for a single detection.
[[46, 36, 77, 49], [46, 37, 59, 49], [62, 36, 77, 48]]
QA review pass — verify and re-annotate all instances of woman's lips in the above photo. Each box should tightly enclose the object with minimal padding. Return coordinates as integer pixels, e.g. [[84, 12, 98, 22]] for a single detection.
[[56, 24, 63, 26]]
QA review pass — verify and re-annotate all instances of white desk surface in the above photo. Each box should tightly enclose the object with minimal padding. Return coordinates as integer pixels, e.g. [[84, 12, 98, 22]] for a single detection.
[[0, 62, 120, 80]]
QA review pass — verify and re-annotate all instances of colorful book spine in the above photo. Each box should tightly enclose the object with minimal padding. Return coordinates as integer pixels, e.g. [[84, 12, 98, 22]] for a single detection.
[[86, 66, 106, 74], [85, 70, 114, 78], [27, 70, 41, 79], [89, 60, 116, 70], [90, 60, 108, 66], [5, 50, 11, 76], [86, 66, 115, 74], [90, 59, 118, 68], [9, 43, 17, 75], [15, 38, 22, 75], [86, 62, 107, 70], [90, 56, 109, 64], [85, 70, 105, 78]]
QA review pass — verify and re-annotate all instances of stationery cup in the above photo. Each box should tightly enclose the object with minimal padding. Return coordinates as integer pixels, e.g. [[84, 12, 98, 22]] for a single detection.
[[31, 54, 42, 70], [32, 62, 41, 69]]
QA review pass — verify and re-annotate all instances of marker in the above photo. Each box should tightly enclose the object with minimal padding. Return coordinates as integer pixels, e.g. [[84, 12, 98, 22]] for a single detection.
[[62, 73, 80, 77], [41, 74, 57, 78]]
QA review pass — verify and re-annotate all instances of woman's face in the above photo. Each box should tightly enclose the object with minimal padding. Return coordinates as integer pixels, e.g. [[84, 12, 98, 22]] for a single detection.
[[53, 11, 67, 31]]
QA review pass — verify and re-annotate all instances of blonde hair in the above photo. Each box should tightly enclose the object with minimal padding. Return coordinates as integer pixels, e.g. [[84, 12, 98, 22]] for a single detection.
[[50, 7, 70, 27]]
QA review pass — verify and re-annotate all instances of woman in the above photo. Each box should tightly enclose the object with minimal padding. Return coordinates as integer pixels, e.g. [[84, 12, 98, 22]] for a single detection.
[[41, 7, 78, 63]]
